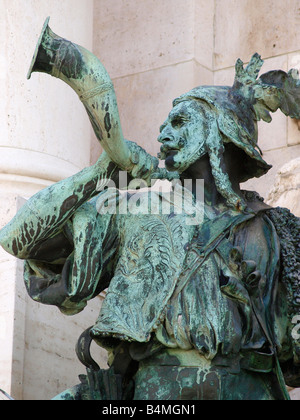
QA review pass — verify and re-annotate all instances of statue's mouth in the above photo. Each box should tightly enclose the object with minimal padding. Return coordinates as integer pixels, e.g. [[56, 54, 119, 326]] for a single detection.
[[158, 146, 179, 160], [159, 141, 181, 159], [165, 149, 179, 157]]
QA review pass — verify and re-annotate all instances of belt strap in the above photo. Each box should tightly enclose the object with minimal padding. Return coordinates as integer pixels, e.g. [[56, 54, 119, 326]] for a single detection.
[[240, 351, 274, 373]]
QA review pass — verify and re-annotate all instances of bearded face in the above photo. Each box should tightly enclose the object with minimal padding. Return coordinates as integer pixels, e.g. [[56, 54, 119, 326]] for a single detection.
[[157, 101, 209, 173]]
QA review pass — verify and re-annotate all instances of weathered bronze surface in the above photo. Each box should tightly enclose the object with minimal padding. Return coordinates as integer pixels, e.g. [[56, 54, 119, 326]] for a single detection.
[[1, 18, 300, 400]]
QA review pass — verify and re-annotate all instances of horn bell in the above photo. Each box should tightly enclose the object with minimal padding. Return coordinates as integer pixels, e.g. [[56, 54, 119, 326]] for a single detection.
[[26, 17, 132, 171], [27, 17, 57, 79]]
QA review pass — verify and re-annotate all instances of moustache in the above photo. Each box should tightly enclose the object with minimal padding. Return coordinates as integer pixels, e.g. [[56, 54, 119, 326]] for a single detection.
[[157, 137, 185, 160]]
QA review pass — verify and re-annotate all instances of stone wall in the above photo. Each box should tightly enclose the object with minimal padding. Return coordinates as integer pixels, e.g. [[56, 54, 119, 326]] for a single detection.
[[91, 0, 213, 163], [211, 0, 300, 201], [0, 0, 299, 400]]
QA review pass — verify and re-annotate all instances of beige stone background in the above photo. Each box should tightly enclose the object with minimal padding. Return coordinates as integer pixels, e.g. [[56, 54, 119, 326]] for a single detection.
[[0, 0, 299, 400]]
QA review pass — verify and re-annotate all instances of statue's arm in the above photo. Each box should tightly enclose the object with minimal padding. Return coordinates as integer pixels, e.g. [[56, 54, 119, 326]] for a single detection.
[[0, 152, 117, 260]]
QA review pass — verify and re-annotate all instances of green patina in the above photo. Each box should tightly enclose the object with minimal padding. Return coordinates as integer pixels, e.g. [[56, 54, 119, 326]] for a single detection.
[[0, 17, 300, 400]]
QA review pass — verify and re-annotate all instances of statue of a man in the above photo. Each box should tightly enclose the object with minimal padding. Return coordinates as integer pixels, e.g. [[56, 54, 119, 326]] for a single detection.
[[0, 19, 300, 400]]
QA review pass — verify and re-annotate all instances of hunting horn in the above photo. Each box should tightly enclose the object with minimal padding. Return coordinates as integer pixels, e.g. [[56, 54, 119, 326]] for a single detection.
[[27, 17, 133, 172]]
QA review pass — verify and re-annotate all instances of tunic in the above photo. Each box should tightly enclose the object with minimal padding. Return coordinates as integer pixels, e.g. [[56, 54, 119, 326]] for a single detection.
[[21, 187, 299, 397]]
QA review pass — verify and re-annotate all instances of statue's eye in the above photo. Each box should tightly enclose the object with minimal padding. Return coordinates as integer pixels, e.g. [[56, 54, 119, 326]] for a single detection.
[[171, 117, 185, 128]]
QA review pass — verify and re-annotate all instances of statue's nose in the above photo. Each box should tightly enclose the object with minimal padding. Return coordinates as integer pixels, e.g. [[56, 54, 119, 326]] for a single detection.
[[158, 127, 174, 144]]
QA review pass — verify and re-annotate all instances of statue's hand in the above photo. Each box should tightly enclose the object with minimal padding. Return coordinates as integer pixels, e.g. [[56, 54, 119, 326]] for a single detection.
[[125, 140, 180, 185], [125, 140, 159, 181]]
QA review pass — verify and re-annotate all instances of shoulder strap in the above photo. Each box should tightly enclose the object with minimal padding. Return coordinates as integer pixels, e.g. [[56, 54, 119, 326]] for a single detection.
[[173, 211, 255, 299]]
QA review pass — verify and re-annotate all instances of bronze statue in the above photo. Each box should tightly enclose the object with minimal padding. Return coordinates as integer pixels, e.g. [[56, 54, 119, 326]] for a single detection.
[[0, 18, 299, 400]]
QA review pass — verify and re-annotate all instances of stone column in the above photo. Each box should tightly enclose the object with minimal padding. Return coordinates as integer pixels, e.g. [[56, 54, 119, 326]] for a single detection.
[[0, 0, 95, 399]]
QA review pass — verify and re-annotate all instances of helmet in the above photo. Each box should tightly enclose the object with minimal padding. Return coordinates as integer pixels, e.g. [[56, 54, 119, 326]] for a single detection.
[[174, 53, 300, 183]]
